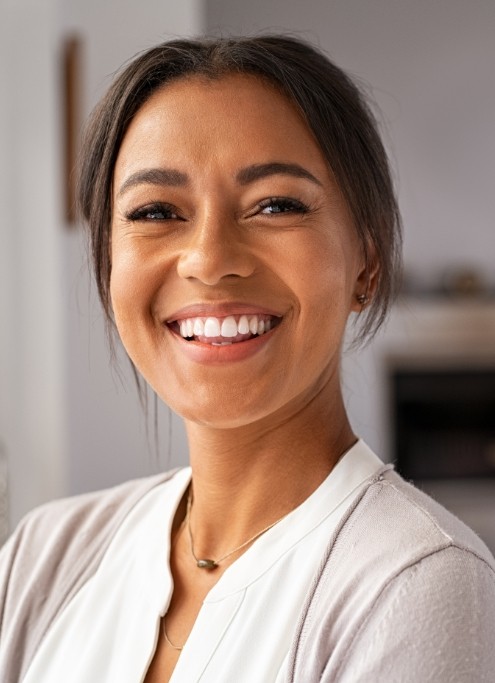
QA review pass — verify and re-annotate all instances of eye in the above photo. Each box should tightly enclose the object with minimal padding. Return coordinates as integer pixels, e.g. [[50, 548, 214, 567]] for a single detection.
[[125, 202, 182, 222], [258, 197, 309, 215]]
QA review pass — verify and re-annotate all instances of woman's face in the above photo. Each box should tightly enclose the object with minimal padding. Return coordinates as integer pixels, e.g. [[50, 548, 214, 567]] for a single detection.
[[110, 74, 367, 428]]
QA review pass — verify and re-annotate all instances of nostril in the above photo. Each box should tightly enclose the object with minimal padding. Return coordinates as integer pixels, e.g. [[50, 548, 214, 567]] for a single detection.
[[176, 243, 256, 284]]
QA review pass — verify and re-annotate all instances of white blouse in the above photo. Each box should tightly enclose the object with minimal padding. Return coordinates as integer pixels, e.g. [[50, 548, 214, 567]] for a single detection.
[[24, 440, 383, 683]]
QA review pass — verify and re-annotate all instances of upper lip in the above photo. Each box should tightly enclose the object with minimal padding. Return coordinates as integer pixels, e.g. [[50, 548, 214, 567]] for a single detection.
[[165, 302, 284, 323]]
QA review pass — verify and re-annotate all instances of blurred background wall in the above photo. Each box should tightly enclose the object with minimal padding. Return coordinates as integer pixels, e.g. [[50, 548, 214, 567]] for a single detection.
[[1, 0, 494, 546]]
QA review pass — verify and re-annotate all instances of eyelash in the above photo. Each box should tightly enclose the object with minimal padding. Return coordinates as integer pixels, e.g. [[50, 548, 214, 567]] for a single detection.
[[125, 202, 181, 222], [257, 197, 310, 215], [124, 197, 310, 223]]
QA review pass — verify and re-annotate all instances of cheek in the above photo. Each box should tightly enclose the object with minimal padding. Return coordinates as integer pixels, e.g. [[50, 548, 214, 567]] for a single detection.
[[110, 250, 137, 324], [109, 240, 159, 342], [285, 231, 361, 372], [289, 232, 358, 311]]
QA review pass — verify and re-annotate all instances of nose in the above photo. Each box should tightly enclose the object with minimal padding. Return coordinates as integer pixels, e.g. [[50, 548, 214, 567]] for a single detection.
[[176, 211, 256, 285]]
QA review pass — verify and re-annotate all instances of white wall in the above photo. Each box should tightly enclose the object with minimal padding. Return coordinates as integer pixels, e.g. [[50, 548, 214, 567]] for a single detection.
[[1, 0, 68, 530]]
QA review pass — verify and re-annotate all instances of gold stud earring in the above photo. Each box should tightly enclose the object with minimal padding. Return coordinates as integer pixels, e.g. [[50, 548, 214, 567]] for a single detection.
[[356, 293, 369, 305]]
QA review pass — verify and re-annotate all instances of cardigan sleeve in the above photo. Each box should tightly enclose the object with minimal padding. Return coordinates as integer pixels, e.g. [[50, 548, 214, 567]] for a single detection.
[[0, 495, 120, 683], [0, 473, 174, 683], [326, 546, 495, 683]]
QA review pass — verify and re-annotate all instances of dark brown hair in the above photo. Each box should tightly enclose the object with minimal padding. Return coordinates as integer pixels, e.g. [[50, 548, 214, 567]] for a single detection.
[[78, 35, 402, 344]]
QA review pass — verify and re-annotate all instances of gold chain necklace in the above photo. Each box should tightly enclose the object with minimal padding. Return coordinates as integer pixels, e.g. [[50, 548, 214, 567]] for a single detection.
[[163, 487, 291, 648], [186, 488, 290, 570], [162, 618, 183, 651], [161, 515, 188, 650]]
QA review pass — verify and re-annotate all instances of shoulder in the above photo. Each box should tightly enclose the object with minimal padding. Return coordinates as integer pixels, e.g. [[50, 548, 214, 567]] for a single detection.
[[289, 468, 495, 682], [1, 470, 180, 570], [20, 470, 179, 535], [0, 469, 184, 583], [329, 468, 495, 615], [348, 468, 495, 568]]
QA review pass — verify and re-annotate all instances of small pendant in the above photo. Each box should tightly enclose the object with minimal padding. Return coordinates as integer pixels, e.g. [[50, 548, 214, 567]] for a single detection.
[[197, 558, 217, 570]]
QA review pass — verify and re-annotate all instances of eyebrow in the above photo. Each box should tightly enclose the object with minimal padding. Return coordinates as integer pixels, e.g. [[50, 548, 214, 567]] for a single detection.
[[236, 162, 323, 187], [117, 161, 323, 198], [117, 168, 189, 197]]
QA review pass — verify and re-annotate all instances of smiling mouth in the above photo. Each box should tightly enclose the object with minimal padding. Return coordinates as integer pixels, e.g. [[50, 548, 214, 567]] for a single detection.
[[168, 314, 281, 346]]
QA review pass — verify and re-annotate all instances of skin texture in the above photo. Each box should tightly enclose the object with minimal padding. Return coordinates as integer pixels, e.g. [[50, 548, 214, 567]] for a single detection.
[[110, 74, 375, 681]]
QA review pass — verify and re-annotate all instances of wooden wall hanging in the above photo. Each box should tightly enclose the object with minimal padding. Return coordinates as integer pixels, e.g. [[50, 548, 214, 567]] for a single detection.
[[62, 35, 82, 225]]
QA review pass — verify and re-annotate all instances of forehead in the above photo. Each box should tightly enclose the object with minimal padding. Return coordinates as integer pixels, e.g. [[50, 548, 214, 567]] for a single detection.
[[113, 73, 331, 183]]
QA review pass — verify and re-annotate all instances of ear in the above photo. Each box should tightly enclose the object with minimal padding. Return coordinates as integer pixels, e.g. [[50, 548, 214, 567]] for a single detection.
[[351, 241, 380, 313]]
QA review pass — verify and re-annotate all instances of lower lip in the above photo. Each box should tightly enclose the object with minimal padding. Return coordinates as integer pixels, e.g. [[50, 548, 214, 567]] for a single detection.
[[168, 327, 277, 364]]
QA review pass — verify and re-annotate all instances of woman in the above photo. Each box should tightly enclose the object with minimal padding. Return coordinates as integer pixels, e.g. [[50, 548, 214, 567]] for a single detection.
[[1, 36, 494, 682]]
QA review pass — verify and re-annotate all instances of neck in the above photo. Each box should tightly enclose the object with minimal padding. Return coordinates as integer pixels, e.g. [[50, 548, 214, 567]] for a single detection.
[[183, 382, 355, 560]]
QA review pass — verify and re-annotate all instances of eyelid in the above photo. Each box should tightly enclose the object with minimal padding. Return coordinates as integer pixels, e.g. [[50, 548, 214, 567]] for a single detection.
[[259, 196, 307, 206]]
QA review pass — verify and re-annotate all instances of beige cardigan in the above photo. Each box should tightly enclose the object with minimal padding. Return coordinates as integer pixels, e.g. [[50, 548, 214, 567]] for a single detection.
[[1, 467, 494, 682]]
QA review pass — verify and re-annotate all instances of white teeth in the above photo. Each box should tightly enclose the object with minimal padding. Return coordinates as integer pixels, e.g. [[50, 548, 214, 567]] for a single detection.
[[221, 316, 238, 337], [238, 315, 250, 334], [204, 317, 221, 337], [177, 314, 276, 339], [193, 318, 204, 336]]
